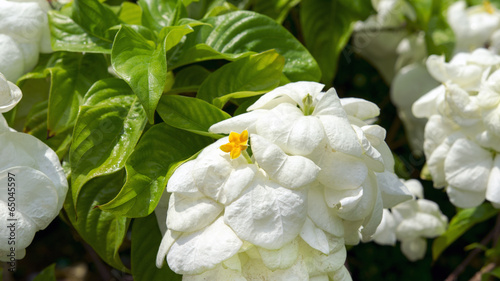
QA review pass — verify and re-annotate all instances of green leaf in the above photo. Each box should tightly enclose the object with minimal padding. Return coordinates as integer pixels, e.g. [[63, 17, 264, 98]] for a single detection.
[[100, 123, 211, 217], [482, 267, 500, 281], [72, 0, 122, 40], [197, 50, 284, 107], [70, 78, 147, 208], [64, 171, 130, 271], [167, 65, 211, 94], [432, 203, 499, 260], [300, 0, 373, 85], [252, 0, 300, 23], [48, 11, 113, 53], [425, 10, 455, 59], [24, 100, 72, 159], [33, 264, 56, 281], [169, 10, 320, 81], [131, 214, 182, 281], [112, 25, 193, 121], [157, 95, 231, 137], [119, 2, 143, 25], [139, 0, 186, 31], [47, 52, 109, 135], [406, 0, 432, 28]]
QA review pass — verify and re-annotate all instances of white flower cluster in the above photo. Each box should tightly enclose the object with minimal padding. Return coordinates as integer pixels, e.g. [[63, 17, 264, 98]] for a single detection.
[[372, 179, 448, 261], [156, 82, 412, 280], [413, 48, 500, 208], [0, 73, 67, 261], [0, 0, 52, 82]]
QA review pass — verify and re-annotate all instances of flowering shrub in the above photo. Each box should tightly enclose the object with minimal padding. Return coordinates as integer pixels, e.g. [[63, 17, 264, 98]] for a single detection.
[[3, 0, 500, 280]]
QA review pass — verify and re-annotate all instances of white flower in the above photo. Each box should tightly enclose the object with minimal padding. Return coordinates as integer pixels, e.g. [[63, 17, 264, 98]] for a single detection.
[[413, 49, 500, 208], [0, 73, 67, 261], [447, 1, 500, 54], [372, 180, 448, 261], [157, 82, 413, 279], [352, 0, 415, 82], [0, 0, 52, 82]]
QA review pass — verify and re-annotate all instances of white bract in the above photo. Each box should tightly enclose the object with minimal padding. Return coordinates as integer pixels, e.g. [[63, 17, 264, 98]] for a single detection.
[[413, 48, 500, 208], [372, 179, 448, 261], [0, 0, 52, 82], [157, 82, 412, 279], [0, 73, 67, 261]]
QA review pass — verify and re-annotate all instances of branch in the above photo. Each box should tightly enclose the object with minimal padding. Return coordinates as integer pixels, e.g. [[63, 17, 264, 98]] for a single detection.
[[445, 214, 500, 281]]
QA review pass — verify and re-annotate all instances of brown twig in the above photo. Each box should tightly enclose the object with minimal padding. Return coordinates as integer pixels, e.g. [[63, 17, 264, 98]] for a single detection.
[[469, 262, 496, 281], [445, 214, 500, 281]]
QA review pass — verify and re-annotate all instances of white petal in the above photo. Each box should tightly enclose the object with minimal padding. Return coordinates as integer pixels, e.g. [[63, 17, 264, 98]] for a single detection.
[[257, 239, 299, 270], [372, 209, 397, 246], [183, 264, 246, 281], [0, 34, 24, 82], [300, 218, 330, 254], [255, 103, 324, 155], [412, 85, 445, 118], [340, 98, 380, 120], [445, 84, 481, 126], [242, 255, 309, 281], [156, 229, 180, 268], [482, 106, 500, 137], [403, 179, 424, 199], [317, 150, 368, 191], [446, 186, 486, 208], [251, 134, 320, 189], [396, 213, 446, 240], [360, 189, 383, 241], [166, 161, 204, 198], [315, 88, 363, 156], [307, 186, 344, 237], [0, 166, 58, 230], [444, 138, 492, 192], [300, 239, 346, 275], [376, 172, 412, 208], [354, 126, 385, 172], [167, 193, 223, 232], [0, 132, 68, 211], [401, 238, 427, 261], [486, 155, 500, 205], [0, 73, 22, 113], [209, 110, 265, 134], [167, 217, 242, 274], [224, 175, 307, 250], [328, 266, 353, 281], [0, 1, 44, 43], [248, 81, 325, 110], [334, 174, 378, 221], [0, 200, 37, 251]]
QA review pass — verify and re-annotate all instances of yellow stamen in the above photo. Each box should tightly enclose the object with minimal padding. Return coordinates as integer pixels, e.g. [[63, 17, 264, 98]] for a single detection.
[[485, 0, 495, 14], [220, 130, 249, 159]]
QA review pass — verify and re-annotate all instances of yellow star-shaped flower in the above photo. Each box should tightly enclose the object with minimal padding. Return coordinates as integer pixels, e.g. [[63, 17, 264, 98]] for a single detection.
[[220, 130, 249, 159], [485, 0, 495, 14]]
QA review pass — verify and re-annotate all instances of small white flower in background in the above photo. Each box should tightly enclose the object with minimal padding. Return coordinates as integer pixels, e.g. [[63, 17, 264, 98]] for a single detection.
[[352, 0, 415, 83], [0, 0, 52, 82], [0, 73, 68, 261], [372, 179, 448, 261], [412, 48, 500, 208], [157, 82, 412, 279], [447, 1, 500, 54]]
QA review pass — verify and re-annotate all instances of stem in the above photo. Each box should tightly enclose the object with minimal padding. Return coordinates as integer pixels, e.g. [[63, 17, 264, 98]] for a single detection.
[[242, 150, 253, 164], [83, 242, 112, 281], [445, 214, 500, 281]]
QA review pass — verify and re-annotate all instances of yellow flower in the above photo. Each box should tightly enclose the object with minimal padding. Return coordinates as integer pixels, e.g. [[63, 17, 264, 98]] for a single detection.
[[220, 130, 249, 159]]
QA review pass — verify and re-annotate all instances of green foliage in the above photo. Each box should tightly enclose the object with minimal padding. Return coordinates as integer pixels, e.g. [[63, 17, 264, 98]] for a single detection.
[[70, 78, 147, 208], [111, 24, 193, 121], [252, 0, 300, 23], [157, 95, 231, 137], [33, 264, 56, 281], [139, 0, 186, 31], [197, 50, 285, 107], [167, 65, 211, 94], [300, 0, 374, 85], [131, 214, 182, 281], [64, 171, 130, 271], [168, 10, 321, 81], [432, 203, 499, 260], [99, 123, 211, 217], [119, 2, 143, 25]]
